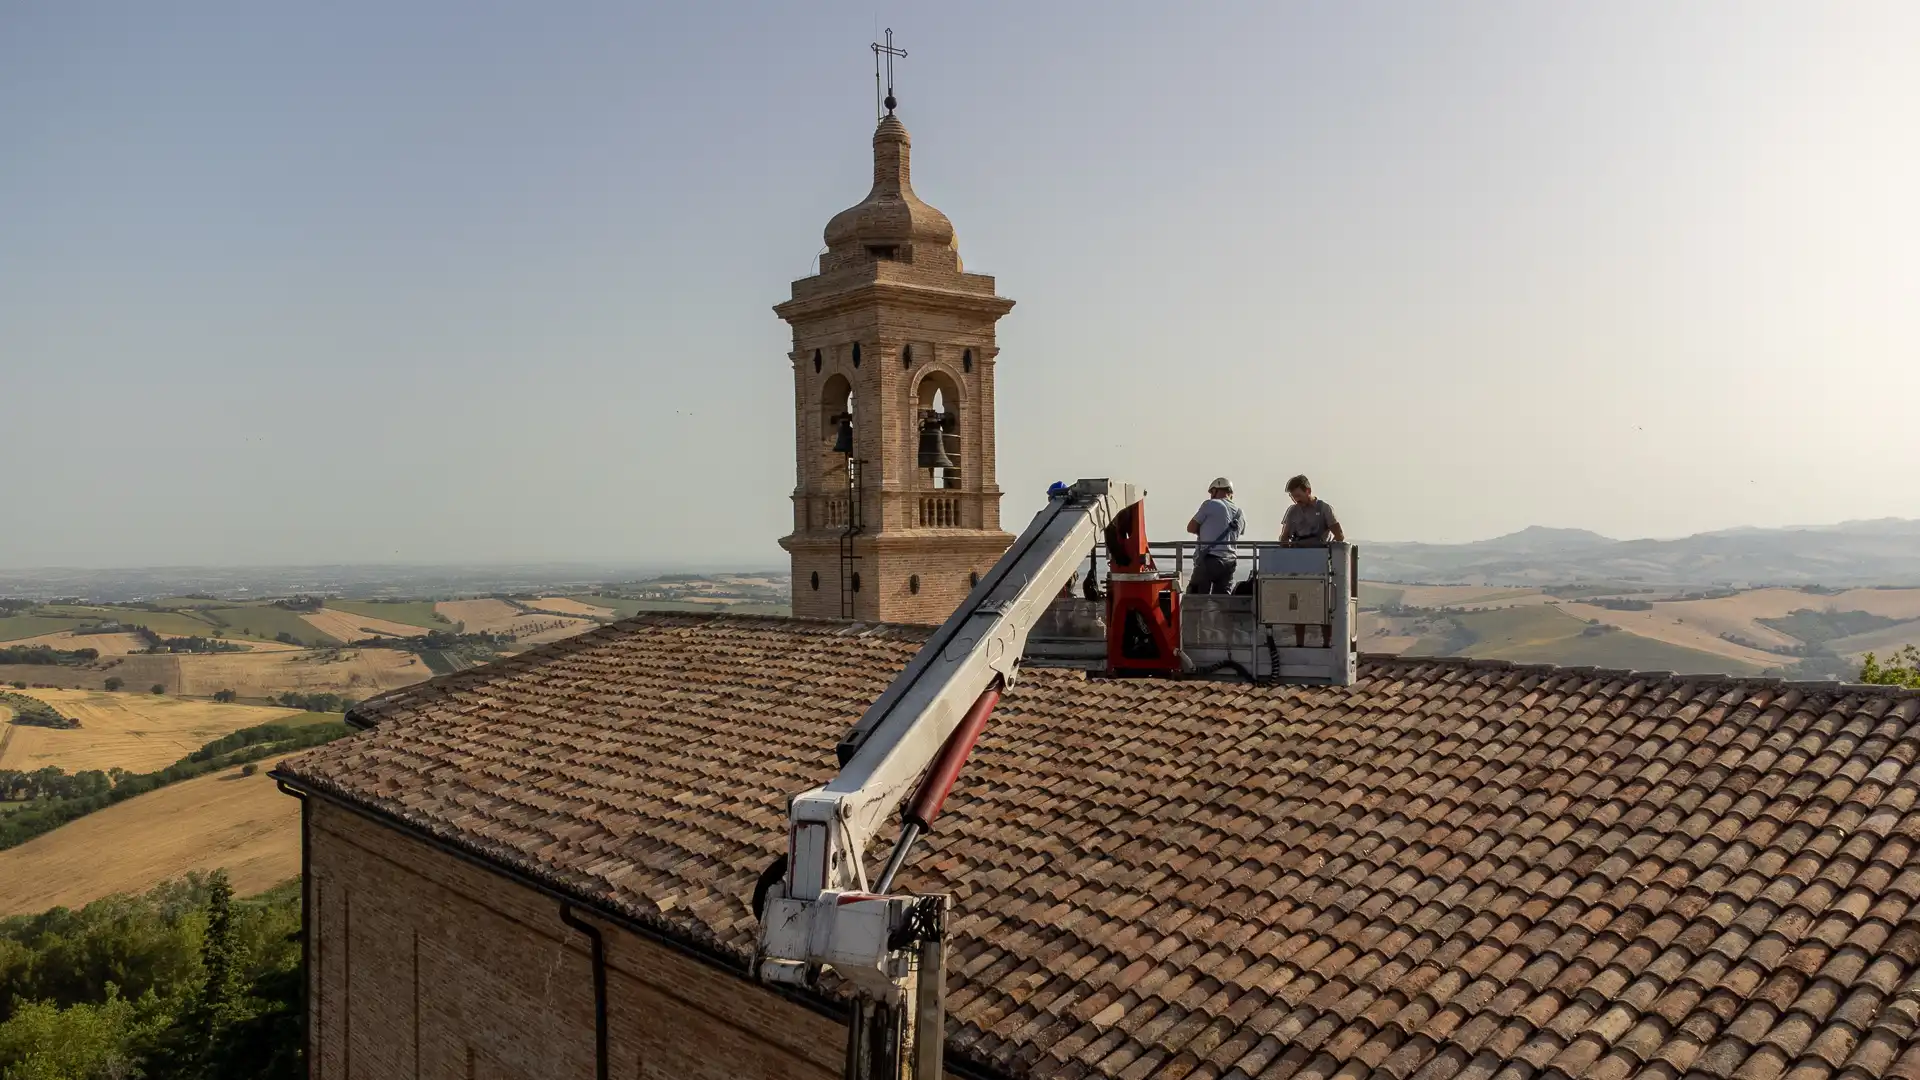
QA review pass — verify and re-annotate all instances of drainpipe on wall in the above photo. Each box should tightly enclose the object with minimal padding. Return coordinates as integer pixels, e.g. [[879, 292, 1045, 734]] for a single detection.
[[559, 904, 610, 1080]]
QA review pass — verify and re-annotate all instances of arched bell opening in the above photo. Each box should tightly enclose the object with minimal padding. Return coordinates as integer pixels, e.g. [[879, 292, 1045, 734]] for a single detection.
[[820, 373, 855, 455], [913, 371, 962, 495], [815, 374, 858, 529]]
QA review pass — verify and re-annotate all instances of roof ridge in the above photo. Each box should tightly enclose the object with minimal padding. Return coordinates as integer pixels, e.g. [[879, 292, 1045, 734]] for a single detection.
[[1366, 650, 1920, 699]]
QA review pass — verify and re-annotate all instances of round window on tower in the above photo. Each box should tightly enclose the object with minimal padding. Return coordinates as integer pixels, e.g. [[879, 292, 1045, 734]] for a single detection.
[[909, 574, 920, 595], [810, 571, 820, 591], [851, 572, 862, 593], [851, 343, 862, 367], [962, 348, 973, 373], [812, 349, 822, 374]]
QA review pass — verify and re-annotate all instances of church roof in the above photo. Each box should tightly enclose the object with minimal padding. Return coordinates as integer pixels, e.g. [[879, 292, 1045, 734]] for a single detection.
[[279, 612, 1920, 1080]]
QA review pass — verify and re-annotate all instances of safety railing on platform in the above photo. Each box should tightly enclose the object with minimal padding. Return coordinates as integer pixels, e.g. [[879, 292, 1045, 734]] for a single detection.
[[1064, 540, 1358, 595]]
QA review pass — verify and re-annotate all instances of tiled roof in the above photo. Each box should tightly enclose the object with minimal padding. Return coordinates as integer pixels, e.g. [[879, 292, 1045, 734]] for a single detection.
[[280, 613, 1920, 1080]]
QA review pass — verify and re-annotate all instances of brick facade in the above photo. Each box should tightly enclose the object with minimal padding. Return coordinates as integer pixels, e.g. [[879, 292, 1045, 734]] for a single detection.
[[777, 113, 1016, 625], [304, 797, 843, 1079]]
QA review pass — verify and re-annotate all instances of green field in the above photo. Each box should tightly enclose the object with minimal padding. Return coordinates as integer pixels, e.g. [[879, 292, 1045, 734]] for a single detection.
[[2, 607, 224, 638], [1412, 605, 1763, 675], [197, 606, 340, 647], [324, 599, 448, 629], [15, 607, 220, 638], [418, 649, 459, 675], [0, 616, 82, 643]]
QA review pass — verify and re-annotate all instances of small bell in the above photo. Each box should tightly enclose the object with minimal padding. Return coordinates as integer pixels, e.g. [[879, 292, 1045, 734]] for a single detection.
[[832, 416, 855, 455], [917, 422, 955, 469]]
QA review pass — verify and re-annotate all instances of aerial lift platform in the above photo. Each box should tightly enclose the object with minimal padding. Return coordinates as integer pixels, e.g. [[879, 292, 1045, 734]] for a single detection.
[[755, 479, 1357, 1079]]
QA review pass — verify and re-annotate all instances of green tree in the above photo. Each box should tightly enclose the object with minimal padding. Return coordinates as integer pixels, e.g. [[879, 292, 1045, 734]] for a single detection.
[[149, 685, 164, 695], [102, 678, 122, 692], [212, 690, 236, 704], [1860, 645, 1920, 689], [0, 988, 153, 1080], [6, 683, 21, 691], [146, 872, 241, 1077]]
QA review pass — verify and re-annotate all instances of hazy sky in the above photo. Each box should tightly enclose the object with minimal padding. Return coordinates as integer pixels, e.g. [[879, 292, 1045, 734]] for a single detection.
[[4, 2, 1916, 569]]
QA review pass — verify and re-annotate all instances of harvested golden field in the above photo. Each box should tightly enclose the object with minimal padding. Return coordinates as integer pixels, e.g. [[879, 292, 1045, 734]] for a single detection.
[[522, 596, 613, 618], [1356, 612, 1422, 655], [1558, 602, 1788, 669], [0, 689, 302, 774], [299, 608, 428, 642], [169, 648, 427, 697], [0, 754, 302, 916], [436, 598, 523, 633], [433, 599, 594, 644], [1826, 588, 1920, 619], [230, 637, 305, 652], [0, 648, 426, 698], [1576, 588, 1920, 658], [1829, 622, 1920, 661], [0, 655, 180, 694], [7, 630, 153, 655]]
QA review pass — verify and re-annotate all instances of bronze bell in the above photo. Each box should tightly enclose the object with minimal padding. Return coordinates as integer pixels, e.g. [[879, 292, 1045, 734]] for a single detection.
[[917, 420, 955, 469], [832, 415, 855, 455]]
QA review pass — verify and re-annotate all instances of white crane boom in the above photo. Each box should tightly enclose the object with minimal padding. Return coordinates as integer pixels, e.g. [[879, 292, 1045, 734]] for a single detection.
[[756, 479, 1142, 1079]]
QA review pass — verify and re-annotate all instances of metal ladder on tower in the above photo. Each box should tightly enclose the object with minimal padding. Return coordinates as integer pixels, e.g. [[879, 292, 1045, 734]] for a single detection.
[[840, 456, 864, 619]]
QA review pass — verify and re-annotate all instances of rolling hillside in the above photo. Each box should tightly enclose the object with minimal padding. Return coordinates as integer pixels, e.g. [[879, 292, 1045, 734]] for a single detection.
[[1366, 519, 1920, 586], [0, 754, 302, 916], [1358, 581, 1920, 678]]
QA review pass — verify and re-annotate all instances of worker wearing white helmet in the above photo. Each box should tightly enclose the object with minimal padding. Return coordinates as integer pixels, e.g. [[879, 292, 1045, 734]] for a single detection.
[[1184, 477, 1245, 594]]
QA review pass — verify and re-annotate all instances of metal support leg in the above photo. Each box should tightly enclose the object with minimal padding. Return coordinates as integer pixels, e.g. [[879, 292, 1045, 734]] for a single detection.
[[913, 899, 948, 1080], [845, 997, 906, 1080]]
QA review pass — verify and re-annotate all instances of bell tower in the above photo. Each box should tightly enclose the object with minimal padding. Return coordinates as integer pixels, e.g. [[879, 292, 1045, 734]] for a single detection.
[[776, 106, 1015, 624]]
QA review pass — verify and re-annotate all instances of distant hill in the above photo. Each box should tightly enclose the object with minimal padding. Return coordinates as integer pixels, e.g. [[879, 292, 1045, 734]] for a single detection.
[[1364, 519, 1920, 587]]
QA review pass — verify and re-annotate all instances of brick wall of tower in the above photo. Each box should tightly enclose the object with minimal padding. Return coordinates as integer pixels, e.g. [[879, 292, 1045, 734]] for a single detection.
[[777, 115, 1017, 623], [304, 797, 845, 1079]]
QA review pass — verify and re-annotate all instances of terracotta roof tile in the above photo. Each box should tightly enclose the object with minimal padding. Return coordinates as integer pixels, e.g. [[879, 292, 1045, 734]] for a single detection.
[[278, 614, 1920, 1080]]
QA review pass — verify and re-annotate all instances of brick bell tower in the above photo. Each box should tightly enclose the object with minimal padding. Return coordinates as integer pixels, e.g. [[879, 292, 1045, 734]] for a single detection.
[[777, 104, 1015, 624]]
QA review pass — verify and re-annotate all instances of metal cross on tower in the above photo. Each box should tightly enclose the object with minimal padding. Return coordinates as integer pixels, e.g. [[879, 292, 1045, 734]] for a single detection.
[[871, 28, 906, 118]]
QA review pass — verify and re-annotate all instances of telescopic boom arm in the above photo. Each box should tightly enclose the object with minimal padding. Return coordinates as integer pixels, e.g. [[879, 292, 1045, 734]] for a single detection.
[[756, 480, 1142, 1078]]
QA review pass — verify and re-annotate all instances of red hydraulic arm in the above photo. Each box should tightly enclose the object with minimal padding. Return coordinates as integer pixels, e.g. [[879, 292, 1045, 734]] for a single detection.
[[875, 682, 1003, 893]]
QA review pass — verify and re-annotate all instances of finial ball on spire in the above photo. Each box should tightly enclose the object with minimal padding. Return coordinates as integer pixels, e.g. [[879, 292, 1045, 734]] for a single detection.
[[884, 94, 897, 112]]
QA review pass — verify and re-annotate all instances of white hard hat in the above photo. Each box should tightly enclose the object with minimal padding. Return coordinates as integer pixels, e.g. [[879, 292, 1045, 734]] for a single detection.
[[1210, 477, 1233, 491]]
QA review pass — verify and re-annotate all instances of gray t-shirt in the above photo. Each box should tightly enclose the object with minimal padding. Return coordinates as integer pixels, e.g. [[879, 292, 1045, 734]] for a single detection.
[[1191, 498, 1244, 557], [1281, 498, 1341, 545]]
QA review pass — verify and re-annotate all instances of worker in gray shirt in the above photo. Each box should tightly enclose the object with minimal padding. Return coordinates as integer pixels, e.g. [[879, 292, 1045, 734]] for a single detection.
[[1185, 477, 1245, 594], [1279, 474, 1344, 546]]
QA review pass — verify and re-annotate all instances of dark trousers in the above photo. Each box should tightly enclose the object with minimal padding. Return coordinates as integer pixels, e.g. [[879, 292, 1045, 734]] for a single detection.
[[1186, 553, 1237, 595]]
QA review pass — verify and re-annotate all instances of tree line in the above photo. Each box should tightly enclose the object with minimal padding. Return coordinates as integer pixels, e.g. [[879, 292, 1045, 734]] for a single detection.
[[0, 767, 114, 803], [0, 646, 99, 666], [346, 628, 509, 653], [0, 872, 301, 1079], [0, 692, 79, 729], [137, 636, 244, 655], [271, 692, 357, 713]]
